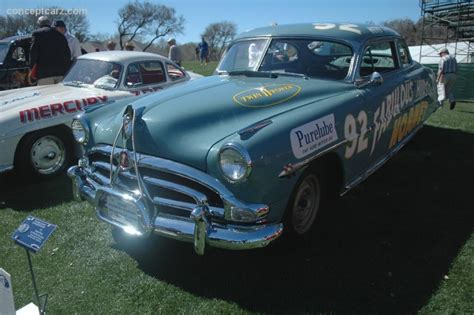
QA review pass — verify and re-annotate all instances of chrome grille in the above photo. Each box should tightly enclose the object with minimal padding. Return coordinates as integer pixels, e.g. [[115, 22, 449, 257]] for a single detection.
[[86, 146, 225, 219]]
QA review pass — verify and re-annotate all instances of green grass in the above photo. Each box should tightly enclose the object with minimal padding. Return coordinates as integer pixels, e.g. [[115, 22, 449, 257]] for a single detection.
[[1, 102, 473, 313], [182, 60, 218, 77]]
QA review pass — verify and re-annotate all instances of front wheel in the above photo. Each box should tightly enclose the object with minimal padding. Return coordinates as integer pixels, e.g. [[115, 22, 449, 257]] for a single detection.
[[285, 166, 324, 237], [15, 128, 73, 179]]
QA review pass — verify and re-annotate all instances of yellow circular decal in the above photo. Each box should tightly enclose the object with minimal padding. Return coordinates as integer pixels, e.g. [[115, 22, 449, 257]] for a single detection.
[[232, 84, 301, 108]]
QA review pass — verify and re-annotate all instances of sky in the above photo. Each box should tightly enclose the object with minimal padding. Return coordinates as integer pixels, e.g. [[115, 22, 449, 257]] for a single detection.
[[0, 0, 422, 43]]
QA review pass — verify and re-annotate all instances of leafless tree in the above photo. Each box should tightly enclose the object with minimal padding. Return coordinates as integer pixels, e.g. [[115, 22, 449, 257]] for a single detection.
[[116, 1, 184, 51], [383, 19, 420, 45], [142, 5, 184, 51], [202, 21, 237, 61], [117, 1, 154, 50]]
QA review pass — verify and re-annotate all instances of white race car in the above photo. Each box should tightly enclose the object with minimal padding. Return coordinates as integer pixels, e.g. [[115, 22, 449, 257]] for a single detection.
[[0, 51, 201, 178]]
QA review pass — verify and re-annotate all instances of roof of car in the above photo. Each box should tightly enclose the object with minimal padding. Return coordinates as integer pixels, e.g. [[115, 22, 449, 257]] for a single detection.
[[235, 23, 400, 42], [0, 35, 31, 44], [78, 51, 171, 64]]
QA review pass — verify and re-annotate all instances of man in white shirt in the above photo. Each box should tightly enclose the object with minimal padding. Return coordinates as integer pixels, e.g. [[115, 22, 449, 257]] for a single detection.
[[167, 38, 181, 66], [437, 47, 458, 110], [53, 20, 82, 60]]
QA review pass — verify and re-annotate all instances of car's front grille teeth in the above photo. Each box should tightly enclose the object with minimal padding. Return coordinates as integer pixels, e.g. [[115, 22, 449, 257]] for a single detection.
[[87, 149, 224, 218]]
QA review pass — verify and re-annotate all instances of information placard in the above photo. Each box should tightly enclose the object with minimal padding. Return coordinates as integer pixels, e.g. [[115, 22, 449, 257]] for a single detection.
[[0, 268, 15, 315], [11, 216, 57, 253]]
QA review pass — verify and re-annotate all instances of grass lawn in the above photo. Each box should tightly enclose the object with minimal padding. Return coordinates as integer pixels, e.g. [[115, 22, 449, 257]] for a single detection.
[[1, 96, 473, 313], [182, 60, 218, 77]]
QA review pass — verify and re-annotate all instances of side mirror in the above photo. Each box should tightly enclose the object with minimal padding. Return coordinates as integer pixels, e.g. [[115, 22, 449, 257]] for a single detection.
[[355, 71, 383, 88], [370, 71, 383, 86]]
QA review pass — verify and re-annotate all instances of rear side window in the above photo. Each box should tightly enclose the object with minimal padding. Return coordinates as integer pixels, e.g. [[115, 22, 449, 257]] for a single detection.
[[359, 41, 399, 76], [126, 61, 165, 87], [167, 63, 186, 81], [397, 40, 412, 67]]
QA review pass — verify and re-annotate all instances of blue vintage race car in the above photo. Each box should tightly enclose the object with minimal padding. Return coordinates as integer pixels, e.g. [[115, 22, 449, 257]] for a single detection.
[[68, 23, 438, 255]]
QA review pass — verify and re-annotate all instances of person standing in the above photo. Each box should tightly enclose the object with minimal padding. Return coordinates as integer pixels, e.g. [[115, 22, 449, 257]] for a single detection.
[[107, 40, 116, 51], [29, 16, 71, 85], [437, 47, 458, 110], [53, 20, 82, 60], [195, 46, 200, 61], [167, 38, 181, 66], [125, 41, 135, 51], [198, 37, 209, 65]]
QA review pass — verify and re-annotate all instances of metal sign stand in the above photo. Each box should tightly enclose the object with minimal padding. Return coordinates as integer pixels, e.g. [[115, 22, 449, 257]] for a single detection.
[[11, 216, 57, 315], [26, 249, 48, 315]]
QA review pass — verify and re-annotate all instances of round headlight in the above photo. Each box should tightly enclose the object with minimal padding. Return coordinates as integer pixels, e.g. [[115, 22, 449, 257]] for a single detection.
[[71, 119, 88, 144], [218, 144, 252, 183]]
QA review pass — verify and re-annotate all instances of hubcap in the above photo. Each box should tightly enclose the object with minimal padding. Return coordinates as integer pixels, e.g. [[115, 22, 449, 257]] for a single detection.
[[292, 174, 320, 234], [30, 135, 66, 175]]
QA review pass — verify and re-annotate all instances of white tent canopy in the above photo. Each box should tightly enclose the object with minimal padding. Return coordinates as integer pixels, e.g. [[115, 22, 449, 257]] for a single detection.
[[409, 42, 473, 64]]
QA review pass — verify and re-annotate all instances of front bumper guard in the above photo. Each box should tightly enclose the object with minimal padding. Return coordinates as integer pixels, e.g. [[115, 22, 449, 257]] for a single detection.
[[68, 165, 283, 255]]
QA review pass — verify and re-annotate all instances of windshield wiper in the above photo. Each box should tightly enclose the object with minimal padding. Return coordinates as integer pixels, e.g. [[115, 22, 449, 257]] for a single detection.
[[268, 71, 309, 79], [63, 80, 88, 87], [227, 70, 278, 78]]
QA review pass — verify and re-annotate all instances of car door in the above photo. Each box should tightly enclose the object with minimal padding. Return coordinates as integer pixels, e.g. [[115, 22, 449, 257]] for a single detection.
[[343, 39, 405, 183], [124, 60, 169, 96], [382, 39, 431, 152]]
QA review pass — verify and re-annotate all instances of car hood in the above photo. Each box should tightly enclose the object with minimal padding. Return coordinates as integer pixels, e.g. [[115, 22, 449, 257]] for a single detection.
[[94, 75, 354, 170]]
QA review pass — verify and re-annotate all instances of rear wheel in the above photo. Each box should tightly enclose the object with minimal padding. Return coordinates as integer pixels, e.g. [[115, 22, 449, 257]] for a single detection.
[[15, 128, 73, 179]]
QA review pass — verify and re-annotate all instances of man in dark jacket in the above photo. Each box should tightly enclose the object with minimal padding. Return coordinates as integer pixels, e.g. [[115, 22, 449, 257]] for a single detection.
[[29, 16, 71, 85]]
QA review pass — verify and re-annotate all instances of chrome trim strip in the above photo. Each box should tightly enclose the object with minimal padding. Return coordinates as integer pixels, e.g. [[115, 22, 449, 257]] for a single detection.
[[278, 139, 348, 178], [341, 123, 424, 196], [151, 197, 224, 217], [238, 119, 273, 138], [0, 165, 14, 174], [143, 176, 208, 205]]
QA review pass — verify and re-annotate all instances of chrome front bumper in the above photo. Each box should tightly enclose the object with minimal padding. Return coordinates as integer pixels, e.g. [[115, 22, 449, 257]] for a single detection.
[[68, 165, 283, 255]]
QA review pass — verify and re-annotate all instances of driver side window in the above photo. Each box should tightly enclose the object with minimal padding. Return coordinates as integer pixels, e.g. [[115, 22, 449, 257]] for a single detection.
[[260, 41, 299, 72], [359, 41, 399, 77]]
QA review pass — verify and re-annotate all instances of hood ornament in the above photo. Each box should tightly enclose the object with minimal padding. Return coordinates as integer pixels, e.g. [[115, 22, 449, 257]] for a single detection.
[[118, 150, 132, 171]]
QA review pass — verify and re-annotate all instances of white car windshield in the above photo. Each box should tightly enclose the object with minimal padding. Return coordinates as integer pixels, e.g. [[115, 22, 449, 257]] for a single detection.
[[63, 59, 122, 89], [218, 38, 354, 80]]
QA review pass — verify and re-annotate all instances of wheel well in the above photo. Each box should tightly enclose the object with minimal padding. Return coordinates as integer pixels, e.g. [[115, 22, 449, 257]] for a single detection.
[[315, 152, 344, 198], [13, 124, 75, 167]]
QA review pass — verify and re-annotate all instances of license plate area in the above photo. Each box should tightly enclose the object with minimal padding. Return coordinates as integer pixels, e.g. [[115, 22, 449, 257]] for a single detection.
[[103, 194, 140, 230]]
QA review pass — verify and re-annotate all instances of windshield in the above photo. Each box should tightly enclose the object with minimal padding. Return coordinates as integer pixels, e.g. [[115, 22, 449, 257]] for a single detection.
[[0, 43, 9, 63], [218, 38, 354, 80], [63, 59, 123, 89]]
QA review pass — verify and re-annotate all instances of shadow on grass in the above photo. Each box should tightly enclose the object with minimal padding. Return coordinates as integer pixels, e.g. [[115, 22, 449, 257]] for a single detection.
[[118, 125, 474, 313], [0, 173, 72, 211]]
